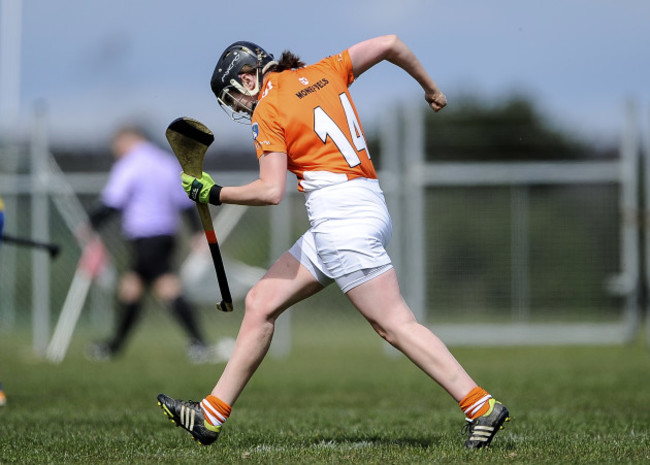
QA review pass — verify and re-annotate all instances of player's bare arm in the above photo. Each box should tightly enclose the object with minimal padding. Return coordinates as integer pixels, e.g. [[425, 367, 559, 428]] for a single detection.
[[220, 151, 288, 206], [348, 34, 447, 112]]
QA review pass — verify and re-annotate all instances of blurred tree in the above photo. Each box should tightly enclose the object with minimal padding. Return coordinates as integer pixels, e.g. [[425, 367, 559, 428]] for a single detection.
[[367, 92, 617, 166], [423, 93, 612, 162]]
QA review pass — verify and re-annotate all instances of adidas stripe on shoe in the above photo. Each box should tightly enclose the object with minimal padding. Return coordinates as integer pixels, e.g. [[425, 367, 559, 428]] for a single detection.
[[463, 399, 510, 449]]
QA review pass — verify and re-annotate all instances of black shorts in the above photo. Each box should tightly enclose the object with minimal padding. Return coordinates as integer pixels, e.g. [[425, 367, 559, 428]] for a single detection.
[[129, 235, 176, 283]]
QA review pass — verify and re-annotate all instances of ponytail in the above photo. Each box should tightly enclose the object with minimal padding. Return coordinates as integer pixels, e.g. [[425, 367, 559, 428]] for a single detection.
[[272, 51, 306, 72]]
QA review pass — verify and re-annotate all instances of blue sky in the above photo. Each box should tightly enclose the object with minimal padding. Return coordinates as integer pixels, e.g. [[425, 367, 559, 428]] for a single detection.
[[2, 0, 648, 148]]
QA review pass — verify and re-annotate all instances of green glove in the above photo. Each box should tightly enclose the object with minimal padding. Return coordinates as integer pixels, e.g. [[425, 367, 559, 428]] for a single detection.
[[181, 171, 216, 204]]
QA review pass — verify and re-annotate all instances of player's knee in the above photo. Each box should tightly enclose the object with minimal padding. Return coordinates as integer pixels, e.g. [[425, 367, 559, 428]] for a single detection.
[[244, 287, 264, 314], [244, 287, 277, 322], [368, 316, 414, 346], [369, 319, 391, 342]]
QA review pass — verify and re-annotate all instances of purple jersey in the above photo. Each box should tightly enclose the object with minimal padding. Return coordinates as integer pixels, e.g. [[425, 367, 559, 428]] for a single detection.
[[101, 141, 193, 239]]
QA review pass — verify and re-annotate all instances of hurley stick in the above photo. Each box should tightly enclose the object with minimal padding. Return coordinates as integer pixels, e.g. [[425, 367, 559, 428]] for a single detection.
[[165, 117, 233, 312], [2, 234, 61, 258]]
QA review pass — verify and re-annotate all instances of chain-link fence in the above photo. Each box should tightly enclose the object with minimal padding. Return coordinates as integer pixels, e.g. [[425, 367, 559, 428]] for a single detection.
[[1, 104, 646, 358]]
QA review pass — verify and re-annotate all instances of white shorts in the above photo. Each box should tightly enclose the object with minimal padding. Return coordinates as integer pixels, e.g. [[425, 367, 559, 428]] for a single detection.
[[289, 178, 393, 293]]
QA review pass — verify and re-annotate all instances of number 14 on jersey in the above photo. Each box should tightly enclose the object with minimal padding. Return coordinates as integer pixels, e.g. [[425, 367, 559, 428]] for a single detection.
[[313, 92, 369, 168]]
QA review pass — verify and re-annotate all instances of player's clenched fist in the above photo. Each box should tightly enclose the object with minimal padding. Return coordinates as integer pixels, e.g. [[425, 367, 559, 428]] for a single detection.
[[425, 90, 447, 112]]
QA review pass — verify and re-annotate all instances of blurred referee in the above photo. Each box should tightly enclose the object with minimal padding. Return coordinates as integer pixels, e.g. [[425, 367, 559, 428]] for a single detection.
[[82, 126, 216, 363]]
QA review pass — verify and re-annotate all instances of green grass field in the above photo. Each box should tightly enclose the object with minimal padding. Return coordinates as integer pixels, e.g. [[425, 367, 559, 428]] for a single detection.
[[1, 316, 649, 464]]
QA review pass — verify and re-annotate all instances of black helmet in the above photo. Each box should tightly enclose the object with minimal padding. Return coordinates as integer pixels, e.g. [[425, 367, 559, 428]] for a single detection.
[[210, 41, 277, 122]]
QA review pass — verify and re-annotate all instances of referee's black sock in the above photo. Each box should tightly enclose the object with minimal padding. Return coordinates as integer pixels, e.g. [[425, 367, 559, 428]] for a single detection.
[[109, 301, 142, 353], [170, 296, 206, 345]]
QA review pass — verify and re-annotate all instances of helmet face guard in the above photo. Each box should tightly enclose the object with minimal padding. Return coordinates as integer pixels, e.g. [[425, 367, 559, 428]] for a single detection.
[[210, 41, 276, 123], [216, 91, 256, 124]]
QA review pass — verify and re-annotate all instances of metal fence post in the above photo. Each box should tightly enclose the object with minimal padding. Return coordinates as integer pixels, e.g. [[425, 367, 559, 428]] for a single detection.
[[641, 103, 650, 347], [380, 104, 402, 279], [620, 100, 641, 343], [403, 104, 426, 322], [31, 104, 51, 355], [269, 184, 294, 358]]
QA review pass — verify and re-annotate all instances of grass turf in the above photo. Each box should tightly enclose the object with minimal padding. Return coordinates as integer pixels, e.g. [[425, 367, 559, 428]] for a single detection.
[[1, 317, 649, 464]]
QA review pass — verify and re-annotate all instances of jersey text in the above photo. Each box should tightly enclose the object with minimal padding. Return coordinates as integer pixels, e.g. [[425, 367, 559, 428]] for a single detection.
[[295, 78, 330, 99]]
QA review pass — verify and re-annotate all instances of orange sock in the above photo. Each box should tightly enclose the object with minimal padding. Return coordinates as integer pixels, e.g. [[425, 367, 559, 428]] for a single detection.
[[459, 386, 492, 420], [200, 395, 232, 427]]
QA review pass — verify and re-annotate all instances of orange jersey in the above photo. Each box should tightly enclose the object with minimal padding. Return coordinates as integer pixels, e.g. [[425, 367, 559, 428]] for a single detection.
[[251, 49, 377, 192]]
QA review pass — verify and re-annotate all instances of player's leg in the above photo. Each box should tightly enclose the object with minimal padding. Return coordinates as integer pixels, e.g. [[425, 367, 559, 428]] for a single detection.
[[211, 250, 323, 404], [158, 250, 324, 445], [345, 268, 510, 448], [346, 268, 477, 400]]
